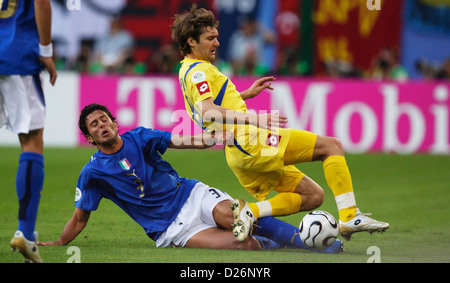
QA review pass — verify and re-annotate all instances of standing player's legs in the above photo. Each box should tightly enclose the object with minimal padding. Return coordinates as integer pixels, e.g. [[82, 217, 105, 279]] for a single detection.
[[281, 131, 357, 222], [16, 129, 45, 241], [2, 75, 46, 262], [291, 133, 389, 239], [309, 135, 358, 222]]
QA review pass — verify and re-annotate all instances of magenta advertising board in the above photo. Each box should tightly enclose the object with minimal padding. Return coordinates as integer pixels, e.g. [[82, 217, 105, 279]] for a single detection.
[[79, 75, 450, 154]]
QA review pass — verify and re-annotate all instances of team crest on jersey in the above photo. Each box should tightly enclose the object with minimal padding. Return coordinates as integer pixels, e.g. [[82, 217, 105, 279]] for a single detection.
[[266, 133, 281, 147], [191, 70, 206, 83], [75, 187, 82, 202], [119, 158, 131, 170], [196, 81, 211, 95]]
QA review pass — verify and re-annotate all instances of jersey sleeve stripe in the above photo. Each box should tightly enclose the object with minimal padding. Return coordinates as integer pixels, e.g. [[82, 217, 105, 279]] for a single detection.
[[184, 62, 203, 83], [213, 78, 228, 106]]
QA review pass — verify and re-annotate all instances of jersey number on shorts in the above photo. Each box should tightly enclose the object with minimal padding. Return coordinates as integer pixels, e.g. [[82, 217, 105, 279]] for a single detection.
[[208, 188, 221, 199]]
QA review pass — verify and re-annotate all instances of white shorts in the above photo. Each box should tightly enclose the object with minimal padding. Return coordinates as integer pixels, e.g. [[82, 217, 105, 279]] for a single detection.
[[0, 73, 46, 134], [156, 182, 233, 248]]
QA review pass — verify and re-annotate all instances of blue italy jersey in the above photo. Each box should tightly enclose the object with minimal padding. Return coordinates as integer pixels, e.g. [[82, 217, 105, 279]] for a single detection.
[[75, 127, 199, 241], [0, 0, 42, 75]]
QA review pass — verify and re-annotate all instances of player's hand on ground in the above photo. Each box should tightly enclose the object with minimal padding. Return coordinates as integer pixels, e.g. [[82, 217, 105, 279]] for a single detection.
[[38, 241, 61, 246]]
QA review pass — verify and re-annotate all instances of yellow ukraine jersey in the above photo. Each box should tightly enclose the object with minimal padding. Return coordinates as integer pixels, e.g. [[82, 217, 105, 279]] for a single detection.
[[178, 58, 315, 200], [179, 58, 246, 131]]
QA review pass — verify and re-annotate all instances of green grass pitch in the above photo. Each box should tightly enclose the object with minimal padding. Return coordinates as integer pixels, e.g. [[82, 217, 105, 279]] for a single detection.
[[1, 146, 449, 263]]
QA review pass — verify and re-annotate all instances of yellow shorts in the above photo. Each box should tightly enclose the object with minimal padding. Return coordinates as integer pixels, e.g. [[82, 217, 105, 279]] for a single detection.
[[225, 128, 318, 201]]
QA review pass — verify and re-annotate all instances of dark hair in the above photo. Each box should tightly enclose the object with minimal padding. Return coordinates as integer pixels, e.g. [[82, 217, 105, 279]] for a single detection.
[[170, 3, 219, 56], [78, 103, 116, 144]]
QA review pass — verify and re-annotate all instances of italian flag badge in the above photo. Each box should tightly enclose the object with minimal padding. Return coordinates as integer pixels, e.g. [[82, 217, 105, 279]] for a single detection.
[[119, 158, 131, 170]]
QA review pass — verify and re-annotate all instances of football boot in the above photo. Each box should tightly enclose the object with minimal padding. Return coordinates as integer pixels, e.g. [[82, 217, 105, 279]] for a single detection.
[[339, 209, 389, 240], [10, 230, 43, 263], [230, 199, 257, 241]]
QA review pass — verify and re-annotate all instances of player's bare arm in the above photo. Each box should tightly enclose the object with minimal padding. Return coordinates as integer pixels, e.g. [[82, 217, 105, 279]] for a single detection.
[[39, 208, 90, 246], [198, 97, 287, 130], [169, 131, 234, 149], [240, 76, 276, 100], [34, 0, 57, 85]]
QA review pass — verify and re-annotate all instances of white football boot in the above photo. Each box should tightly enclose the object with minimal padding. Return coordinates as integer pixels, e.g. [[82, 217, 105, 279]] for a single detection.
[[339, 209, 390, 240], [10, 230, 43, 263], [230, 199, 257, 241]]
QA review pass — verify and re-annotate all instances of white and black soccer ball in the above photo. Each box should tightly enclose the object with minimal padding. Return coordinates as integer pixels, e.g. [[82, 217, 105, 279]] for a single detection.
[[299, 210, 339, 250]]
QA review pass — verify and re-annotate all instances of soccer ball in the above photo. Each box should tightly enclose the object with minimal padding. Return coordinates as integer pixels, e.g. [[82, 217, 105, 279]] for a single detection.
[[299, 210, 339, 250]]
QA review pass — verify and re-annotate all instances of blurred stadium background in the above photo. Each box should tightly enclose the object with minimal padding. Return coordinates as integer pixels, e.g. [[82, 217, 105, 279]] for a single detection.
[[1, 0, 449, 149], [1, 0, 450, 263], [37, 0, 450, 79]]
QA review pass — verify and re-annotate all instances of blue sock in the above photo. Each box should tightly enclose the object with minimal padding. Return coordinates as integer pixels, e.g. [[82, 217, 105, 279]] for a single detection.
[[255, 217, 309, 250], [256, 217, 343, 253], [16, 152, 44, 241], [252, 235, 281, 250]]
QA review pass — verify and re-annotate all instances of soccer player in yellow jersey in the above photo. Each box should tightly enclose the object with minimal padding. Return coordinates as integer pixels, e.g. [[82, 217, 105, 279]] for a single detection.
[[171, 5, 389, 241]]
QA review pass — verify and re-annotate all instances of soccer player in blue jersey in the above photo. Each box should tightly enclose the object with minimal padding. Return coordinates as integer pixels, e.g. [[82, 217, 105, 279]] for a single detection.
[[1, 0, 57, 263], [39, 104, 343, 254]]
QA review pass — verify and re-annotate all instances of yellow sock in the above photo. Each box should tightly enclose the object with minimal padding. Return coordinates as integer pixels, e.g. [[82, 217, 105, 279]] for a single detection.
[[248, 203, 260, 218], [248, 192, 302, 218], [323, 155, 357, 222]]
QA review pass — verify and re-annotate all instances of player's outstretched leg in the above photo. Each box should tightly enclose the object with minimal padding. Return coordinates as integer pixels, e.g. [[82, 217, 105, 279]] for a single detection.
[[255, 217, 345, 254]]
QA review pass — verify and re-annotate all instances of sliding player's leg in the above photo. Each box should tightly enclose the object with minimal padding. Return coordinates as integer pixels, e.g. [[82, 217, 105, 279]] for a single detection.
[[179, 190, 278, 250], [255, 217, 344, 254], [185, 226, 262, 250]]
